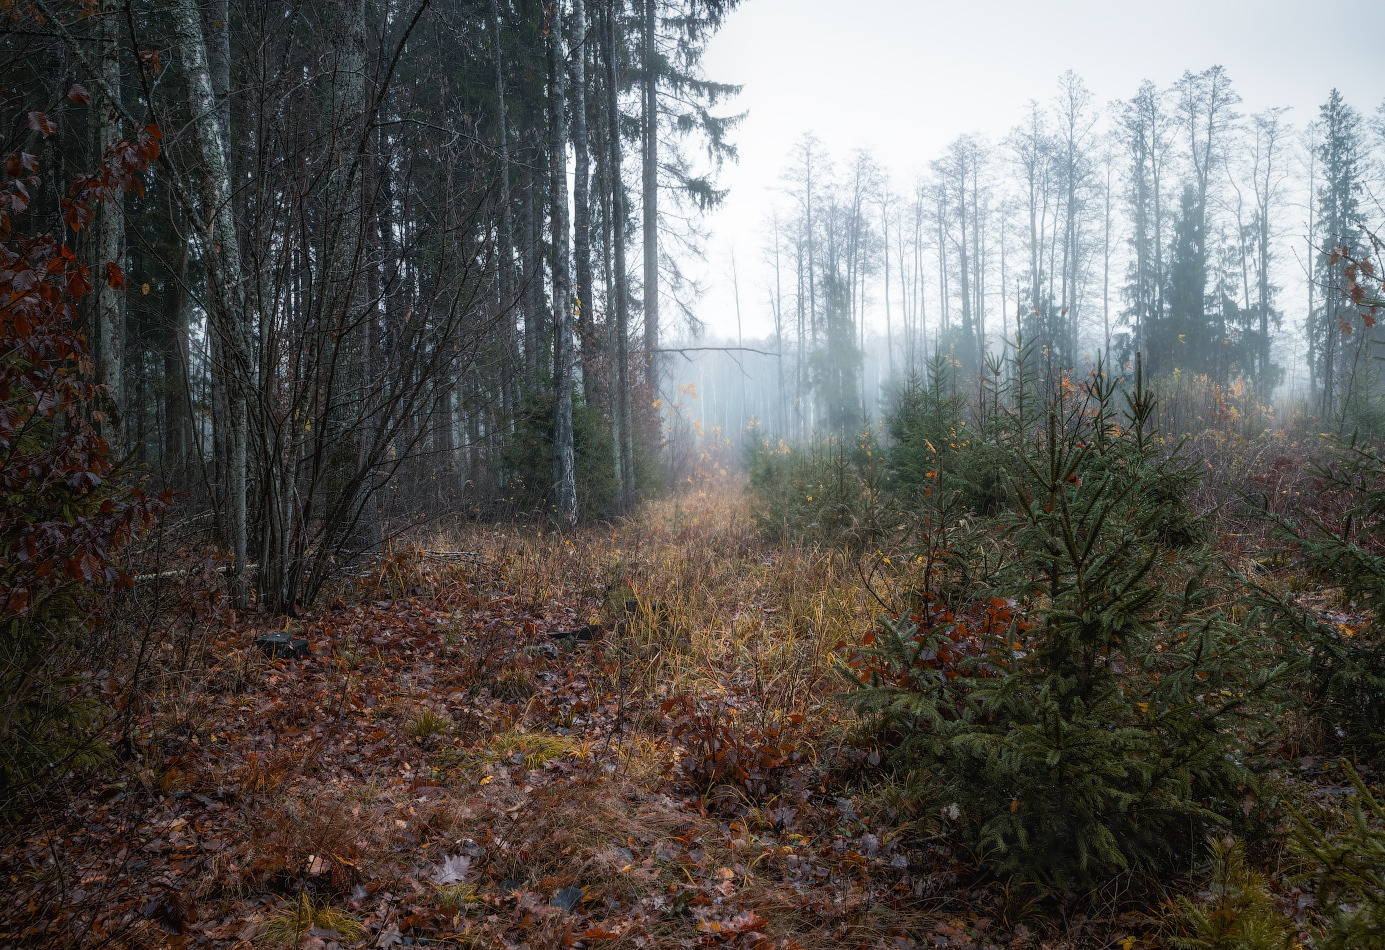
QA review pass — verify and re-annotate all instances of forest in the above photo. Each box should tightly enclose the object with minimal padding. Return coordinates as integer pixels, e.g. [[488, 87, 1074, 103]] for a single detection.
[[3, 0, 1385, 947]]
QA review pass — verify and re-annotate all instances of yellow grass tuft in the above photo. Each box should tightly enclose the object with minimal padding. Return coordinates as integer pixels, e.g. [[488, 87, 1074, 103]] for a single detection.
[[260, 893, 364, 946]]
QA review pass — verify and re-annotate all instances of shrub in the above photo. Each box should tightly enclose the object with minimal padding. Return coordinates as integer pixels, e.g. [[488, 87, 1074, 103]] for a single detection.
[[843, 365, 1285, 891], [502, 390, 621, 519], [885, 352, 1011, 518], [1290, 764, 1385, 950], [661, 693, 804, 800], [1, 124, 167, 810], [1272, 433, 1385, 760], [1170, 836, 1297, 950], [748, 427, 895, 552]]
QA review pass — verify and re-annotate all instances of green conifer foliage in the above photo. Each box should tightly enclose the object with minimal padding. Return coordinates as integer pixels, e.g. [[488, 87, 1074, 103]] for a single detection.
[[844, 363, 1285, 891], [886, 352, 1010, 518], [1275, 434, 1385, 760], [1291, 765, 1385, 950], [1171, 837, 1297, 950]]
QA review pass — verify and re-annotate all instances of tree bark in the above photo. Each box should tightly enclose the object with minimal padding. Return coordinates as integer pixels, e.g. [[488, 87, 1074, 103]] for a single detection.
[[641, 0, 659, 361], [569, 0, 595, 395], [606, 0, 635, 507], [94, 0, 124, 449], [160, 245, 193, 488], [548, 0, 578, 527], [170, 0, 249, 604]]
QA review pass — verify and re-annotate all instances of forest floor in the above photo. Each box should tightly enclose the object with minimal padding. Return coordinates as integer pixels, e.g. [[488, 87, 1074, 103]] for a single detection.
[[0, 482, 1342, 949]]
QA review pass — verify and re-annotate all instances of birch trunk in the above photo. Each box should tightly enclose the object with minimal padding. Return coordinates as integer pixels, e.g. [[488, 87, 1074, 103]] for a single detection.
[[170, 0, 249, 603], [548, 0, 578, 526]]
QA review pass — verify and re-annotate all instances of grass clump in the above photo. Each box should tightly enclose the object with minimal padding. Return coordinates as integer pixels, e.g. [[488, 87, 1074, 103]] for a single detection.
[[439, 729, 579, 775], [407, 708, 454, 742], [261, 893, 364, 945], [489, 729, 577, 770], [436, 882, 480, 914]]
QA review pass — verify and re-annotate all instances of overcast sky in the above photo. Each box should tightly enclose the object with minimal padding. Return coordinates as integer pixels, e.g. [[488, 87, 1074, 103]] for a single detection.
[[684, 0, 1385, 341]]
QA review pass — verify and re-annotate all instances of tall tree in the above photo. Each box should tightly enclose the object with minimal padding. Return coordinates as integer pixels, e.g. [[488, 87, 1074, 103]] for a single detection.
[[169, 0, 250, 602], [641, 0, 660, 362], [604, 0, 636, 507], [1311, 89, 1367, 421], [1246, 107, 1290, 391], [93, 0, 124, 447], [570, 0, 595, 393], [1120, 81, 1170, 366], [1171, 65, 1241, 379], [549, 0, 578, 526]]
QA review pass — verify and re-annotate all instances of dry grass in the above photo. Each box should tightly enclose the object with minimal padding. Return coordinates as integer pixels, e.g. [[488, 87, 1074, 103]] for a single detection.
[[260, 892, 364, 945], [440, 482, 884, 721], [3, 476, 1197, 948]]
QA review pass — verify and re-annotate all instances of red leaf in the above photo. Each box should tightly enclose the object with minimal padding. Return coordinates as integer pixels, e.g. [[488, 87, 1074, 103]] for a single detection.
[[105, 261, 125, 291], [27, 111, 57, 137], [66, 265, 92, 298], [68, 84, 92, 106]]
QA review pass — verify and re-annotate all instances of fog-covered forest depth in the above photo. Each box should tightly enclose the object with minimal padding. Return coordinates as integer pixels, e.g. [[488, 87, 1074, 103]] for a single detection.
[[4, 2, 1385, 947]]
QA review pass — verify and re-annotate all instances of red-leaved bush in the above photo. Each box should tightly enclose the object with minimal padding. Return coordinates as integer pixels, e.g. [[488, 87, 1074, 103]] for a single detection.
[[0, 108, 167, 805]]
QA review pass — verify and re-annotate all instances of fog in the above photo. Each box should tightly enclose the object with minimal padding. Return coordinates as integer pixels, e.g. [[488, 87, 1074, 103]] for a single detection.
[[665, 0, 1385, 440]]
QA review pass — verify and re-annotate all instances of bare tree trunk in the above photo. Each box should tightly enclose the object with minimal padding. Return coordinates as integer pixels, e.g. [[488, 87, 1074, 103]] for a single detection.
[[881, 191, 893, 377], [95, 0, 124, 449], [523, 165, 543, 385], [202, 0, 231, 165], [771, 211, 787, 433], [171, 0, 250, 603], [569, 0, 595, 395], [606, 0, 635, 507], [641, 0, 659, 364], [491, 0, 518, 376], [161, 245, 193, 488], [795, 226, 805, 438], [1102, 159, 1112, 355], [549, 0, 578, 526]]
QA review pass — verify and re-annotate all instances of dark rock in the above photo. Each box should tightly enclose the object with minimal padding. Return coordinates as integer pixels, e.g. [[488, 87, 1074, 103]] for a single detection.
[[548, 624, 601, 642], [256, 633, 309, 660], [550, 886, 585, 912]]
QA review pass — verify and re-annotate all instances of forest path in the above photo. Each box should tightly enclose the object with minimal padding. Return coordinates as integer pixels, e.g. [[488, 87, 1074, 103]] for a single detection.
[[5, 486, 995, 949]]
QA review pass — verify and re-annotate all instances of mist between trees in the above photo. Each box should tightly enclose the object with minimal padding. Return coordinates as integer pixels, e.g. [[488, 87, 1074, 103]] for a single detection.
[[11, 3, 1385, 942], [2, 0, 746, 613], [668, 70, 1385, 447], [5, 1, 1385, 616]]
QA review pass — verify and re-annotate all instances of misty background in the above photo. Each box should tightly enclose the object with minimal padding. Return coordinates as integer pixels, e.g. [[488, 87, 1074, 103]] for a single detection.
[[667, 0, 1385, 443]]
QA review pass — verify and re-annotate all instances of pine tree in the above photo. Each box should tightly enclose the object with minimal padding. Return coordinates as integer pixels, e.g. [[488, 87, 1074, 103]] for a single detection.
[[1310, 90, 1369, 424], [845, 361, 1284, 891], [1165, 184, 1208, 375]]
